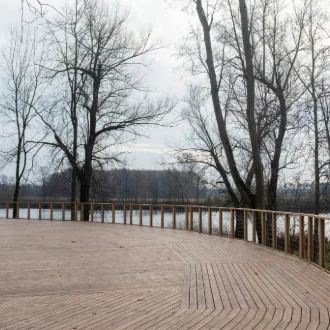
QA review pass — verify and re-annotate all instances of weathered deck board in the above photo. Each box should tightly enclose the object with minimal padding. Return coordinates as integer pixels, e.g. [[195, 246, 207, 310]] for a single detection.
[[1, 219, 330, 330]]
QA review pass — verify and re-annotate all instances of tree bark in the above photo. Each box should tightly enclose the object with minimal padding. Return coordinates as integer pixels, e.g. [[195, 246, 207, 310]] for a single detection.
[[13, 135, 23, 219], [239, 0, 265, 211], [195, 0, 254, 208], [266, 94, 287, 244], [12, 179, 20, 219], [70, 0, 79, 220], [195, 0, 266, 239], [79, 175, 91, 221]]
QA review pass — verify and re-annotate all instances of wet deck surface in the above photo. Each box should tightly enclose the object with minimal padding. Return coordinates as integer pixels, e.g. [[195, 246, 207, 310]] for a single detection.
[[1, 219, 330, 329]]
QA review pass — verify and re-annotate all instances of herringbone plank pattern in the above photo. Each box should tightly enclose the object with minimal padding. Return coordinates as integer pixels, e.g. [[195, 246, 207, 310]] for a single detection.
[[0, 219, 329, 329]]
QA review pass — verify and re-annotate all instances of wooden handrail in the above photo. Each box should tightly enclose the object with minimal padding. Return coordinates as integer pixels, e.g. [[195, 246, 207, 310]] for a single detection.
[[3, 201, 330, 220], [3, 201, 329, 270]]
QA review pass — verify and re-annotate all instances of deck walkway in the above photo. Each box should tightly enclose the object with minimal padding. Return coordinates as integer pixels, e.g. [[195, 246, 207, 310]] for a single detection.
[[1, 219, 330, 330]]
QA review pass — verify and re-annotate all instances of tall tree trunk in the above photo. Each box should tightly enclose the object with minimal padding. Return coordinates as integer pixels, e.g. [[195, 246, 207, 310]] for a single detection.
[[70, 97, 78, 221], [12, 180, 20, 219], [79, 176, 90, 221], [308, 1, 319, 260], [195, 0, 254, 208], [195, 0, 263, 240], [77, 59, 100, 220], [313, 99, 320, 216], [79, 143, 93, 221], [12, 139, 22, 219], [239, 0, 265, 211], [71, 167, 77, 219], [71, 0, 79, 220], [313, 97, 319, 260], [266, 95, 287, 244], [196, 177, 199, 204], [238, 0, 265, 242]]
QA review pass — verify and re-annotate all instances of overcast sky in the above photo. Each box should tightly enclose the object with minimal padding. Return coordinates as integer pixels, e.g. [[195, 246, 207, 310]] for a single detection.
[[0, 0, 191, 175]]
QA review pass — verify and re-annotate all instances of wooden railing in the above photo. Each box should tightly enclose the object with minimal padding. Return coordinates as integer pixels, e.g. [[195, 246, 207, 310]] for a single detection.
[[2, 201, 330, 270]]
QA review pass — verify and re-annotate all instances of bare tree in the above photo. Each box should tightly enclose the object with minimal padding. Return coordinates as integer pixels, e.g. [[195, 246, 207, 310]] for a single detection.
[[33, 0, 173, 220], [0, 27, 45, 217], [191, 1, 258, 212], [46, 0, 82, 218], [251, 0, 308, 212], [172, 0, 260, 238], [294, 0, 330, 246], [173, 0, 311, 241]]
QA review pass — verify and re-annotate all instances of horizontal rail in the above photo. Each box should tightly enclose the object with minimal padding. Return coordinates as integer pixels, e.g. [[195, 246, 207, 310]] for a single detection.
[[3, 201, 330, 220], [2, 201, 329, 271]]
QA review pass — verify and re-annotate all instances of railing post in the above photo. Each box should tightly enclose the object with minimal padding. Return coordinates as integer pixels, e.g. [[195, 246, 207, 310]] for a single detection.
[[218, 208, 222, 236], [139, 205, 142, 226], [150, 205, 153, 227], [172, 206, 176, 229], [90, 204, 94, 222], [231, 209, 234, 238], [261, 212, 266, 246], [208, 208, 212, 235], [112, 204, 115, 224], [101, 204, 104, 223], [27, 203, 30, 220], [198, 207, 202, 233], [5, 202, 8, 219], [185, 207, 189, 230], [161, 206, 164, 228], [123, 205, 126, 225], [272, 213, 276, 249], [62, 203, 65, 221], [285, 214, 290, 254], [319, 218, 325, 268], [16, 203, 19, 219], [189, 207, 193, 231], [130, 205, 133, 225], [74, 203, 78, 221], [308, 216, 313, 262], [252, 211, 256, 243], [50, 203, 53, 220], [244, 210, 247, 241], [38, 203, 41, 220], [299, 215, 304, 258]]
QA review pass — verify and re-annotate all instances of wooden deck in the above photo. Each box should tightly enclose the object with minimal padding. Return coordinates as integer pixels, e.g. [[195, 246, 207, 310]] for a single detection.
[[1, 219, 330, 329]]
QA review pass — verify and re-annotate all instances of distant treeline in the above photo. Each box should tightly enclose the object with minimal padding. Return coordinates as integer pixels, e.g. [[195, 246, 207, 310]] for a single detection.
[[2, 169, 330, 212], [0, 169, 209, 204]]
